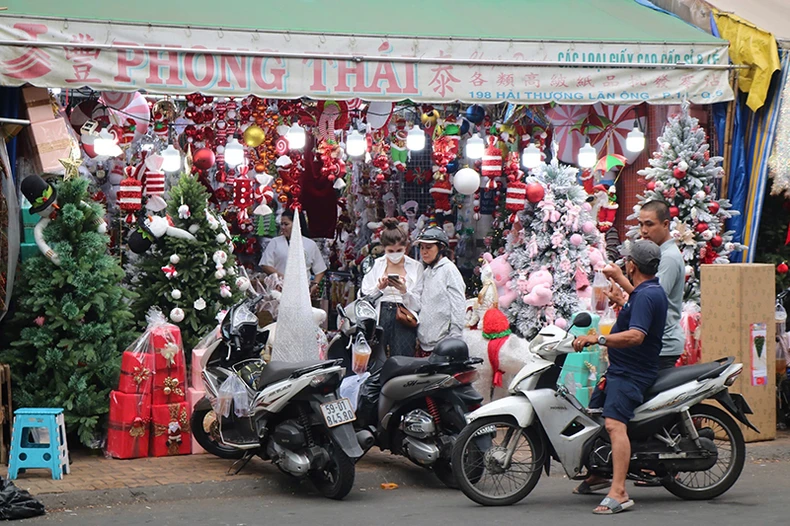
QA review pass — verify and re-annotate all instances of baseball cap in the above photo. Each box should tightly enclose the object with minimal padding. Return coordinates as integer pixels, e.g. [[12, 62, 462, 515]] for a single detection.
[[623, 239, 662, 275]]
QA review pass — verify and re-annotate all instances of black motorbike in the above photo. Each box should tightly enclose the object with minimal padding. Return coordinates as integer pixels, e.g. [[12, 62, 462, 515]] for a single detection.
[[327, 291, 484, 488]]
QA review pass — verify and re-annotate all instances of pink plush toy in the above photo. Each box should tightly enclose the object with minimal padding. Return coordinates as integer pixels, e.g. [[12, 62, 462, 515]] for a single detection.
[[483, 253, 519, 308], [523, 268, 554, 307], [588, 246, 606, 271]]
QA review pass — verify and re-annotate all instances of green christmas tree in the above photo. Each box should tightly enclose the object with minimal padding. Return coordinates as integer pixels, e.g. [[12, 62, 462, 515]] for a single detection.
[[130, 174, 242, 354], [1, 178, 136, 446]]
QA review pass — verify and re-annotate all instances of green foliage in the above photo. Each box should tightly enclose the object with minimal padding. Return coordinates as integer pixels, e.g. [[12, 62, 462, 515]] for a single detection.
[[1, 178, 136, 447], [754, 191, 790, 293], [130, 174, 241, 354]]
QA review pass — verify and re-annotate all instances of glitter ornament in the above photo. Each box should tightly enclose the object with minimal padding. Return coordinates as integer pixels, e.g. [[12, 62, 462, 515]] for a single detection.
[[778, 262, 789, 274], [170, 307, 185, 323], [171, 289, 182, 300], [170, 254, 180, 265]]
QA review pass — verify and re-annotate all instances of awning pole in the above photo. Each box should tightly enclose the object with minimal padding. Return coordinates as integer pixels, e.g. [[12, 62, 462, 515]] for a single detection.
[[0, 39, 745, 70]]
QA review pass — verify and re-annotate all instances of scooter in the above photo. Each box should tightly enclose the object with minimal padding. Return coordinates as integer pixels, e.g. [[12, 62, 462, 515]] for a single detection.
[[190, 293, 364, 500], [327, 291, 484, 487], [451, 312, 757, 506]]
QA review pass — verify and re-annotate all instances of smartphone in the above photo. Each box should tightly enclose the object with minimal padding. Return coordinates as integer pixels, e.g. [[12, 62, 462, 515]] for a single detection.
[[387, 274, 401, 283]]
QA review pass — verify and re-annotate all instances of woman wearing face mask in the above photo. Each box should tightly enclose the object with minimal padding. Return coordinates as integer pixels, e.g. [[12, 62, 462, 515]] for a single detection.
[[413, 226, 467, 356], [360, 218, 423, 357]]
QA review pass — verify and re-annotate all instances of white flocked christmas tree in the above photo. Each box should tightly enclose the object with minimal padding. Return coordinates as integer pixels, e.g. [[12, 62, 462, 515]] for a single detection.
[[506, 154, 606, 340], [630, 102, 743, 305]]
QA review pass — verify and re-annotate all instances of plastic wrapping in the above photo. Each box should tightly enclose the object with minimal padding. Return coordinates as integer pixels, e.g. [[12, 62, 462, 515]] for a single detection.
[[339, 372, 370, 412], [216, 374, 250, 418], [679, 302, 702, 366], [357, 371, 381, 427], [253, 273, 284, 321], [0, 477, 45, 520]]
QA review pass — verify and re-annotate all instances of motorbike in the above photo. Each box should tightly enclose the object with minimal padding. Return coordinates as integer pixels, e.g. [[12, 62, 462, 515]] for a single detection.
[[327, 291, 484, 488], [451, 312, 757, 506], [191, 293, 364, 500]]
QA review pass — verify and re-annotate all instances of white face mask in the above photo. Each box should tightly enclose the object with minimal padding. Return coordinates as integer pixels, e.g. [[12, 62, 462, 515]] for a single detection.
[[385, 251, 405, 264]]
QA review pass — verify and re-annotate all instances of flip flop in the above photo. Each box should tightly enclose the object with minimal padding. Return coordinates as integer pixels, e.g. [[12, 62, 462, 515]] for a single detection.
[[634, 479, 662, 487], [573, 480, 611, 495], [592, 496, 635, 515]]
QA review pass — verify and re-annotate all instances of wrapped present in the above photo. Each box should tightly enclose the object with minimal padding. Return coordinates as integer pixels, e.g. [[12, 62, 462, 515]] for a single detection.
[[151, 402, 191, 457], [153, 367, 186, 405], [118, 350, 154, 394], [191, 347, 208, 388], [21, 118, 73, 174], [560, 351, 606, 391], [571, 386, 596, 408], [22, 86, 57, 122], [187, 387, 207, 454], [106, 390, 151, 459], [150, 324, 185, 372]]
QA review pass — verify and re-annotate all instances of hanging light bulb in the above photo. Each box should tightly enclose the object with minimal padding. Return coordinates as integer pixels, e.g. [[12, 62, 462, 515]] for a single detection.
[[286, 123, 306, 150], [224, 137, 245, 168], [406, 125, 425, 151], [93, 128, 122, 158], [346, 129, 366, 157], [578, 141, 597, 169], [161, 144, 182, 172], [521, 143, 542, 169], [626, 126, 645, 153], [465, 133, 484, 160]]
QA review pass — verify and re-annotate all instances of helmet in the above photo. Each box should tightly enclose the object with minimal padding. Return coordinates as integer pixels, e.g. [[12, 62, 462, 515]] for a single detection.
[[415, 225, 449, 248]]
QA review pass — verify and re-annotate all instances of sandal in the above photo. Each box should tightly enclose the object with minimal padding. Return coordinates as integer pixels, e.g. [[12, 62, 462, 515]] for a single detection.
[[573, 480, 611, 495], [592, 496, 635, 515], [634, 479, 662, 487]]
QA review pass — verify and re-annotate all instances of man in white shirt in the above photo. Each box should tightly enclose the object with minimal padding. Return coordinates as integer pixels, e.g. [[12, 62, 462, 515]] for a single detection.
[[260, 210, 327, 297]]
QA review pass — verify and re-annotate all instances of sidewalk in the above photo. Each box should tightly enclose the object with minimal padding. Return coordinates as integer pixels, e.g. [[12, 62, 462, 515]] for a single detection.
[[5, 430, 789, 510]]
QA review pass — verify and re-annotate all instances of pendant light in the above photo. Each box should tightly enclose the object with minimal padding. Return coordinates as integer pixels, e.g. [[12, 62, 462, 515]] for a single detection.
[[626, 124, 645, 153], [286, 123, 306, 150], [578, 141, 597, 169], [224, 137, 245, 168], [465, 133, 484, 159], [406, 125, 425, 151], [521, 143, 542, 169], [161, 144, 182, 172], [93, 128, 123, 158], [346, 129, 366, 157]]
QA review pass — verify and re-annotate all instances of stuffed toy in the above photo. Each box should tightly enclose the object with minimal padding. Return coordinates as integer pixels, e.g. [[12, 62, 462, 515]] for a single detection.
[[430, 178, 453, 215], [523, 268, 554, 307], [484, 253, 518, 309]]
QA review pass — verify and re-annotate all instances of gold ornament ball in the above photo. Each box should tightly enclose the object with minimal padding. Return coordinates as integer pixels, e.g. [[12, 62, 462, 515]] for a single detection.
[[164, 387, 172, 395], [243, 125, 266, 147]]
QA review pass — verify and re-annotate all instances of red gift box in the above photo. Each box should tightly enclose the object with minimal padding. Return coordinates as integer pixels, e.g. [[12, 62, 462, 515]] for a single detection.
[[150, 325, 186, 372], [152, 366, 187, 405], [150, 402, 191, 457], [106, 391, 151, 459], [118, 351, 154, 394]]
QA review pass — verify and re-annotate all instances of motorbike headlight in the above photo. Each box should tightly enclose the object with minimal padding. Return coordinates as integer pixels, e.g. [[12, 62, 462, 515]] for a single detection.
[[355, 301, 377, 321]]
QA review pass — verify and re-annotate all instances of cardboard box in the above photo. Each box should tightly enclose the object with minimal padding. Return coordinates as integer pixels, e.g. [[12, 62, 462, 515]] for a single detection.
[[701, 264, 776, 442], [187, 387, 207, 454], [21, 118, 72, 174], [21, 86, 57, 122]]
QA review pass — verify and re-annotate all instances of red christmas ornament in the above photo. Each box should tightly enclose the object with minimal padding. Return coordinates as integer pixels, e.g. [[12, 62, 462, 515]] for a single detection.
[[430, 178, 453, 214], [695, 222, 709, 234], [506, 181, 527, 222], [711, 235, 723, 248], [117, 168, 142, 223], [673, 167, 686, 179], [669, 206, 680, 218], [708, 201, 720, 214], [482, 136, 503, 179], [193, 148, 216, 171], [646, 181, 656, 191], [778, 262, 789, 275], [525, 182, 545, 204]]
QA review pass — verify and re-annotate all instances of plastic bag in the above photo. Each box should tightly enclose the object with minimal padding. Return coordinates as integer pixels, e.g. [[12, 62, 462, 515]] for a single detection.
[[357, 371, 381, 427], [216, 374, 250, 418], [0, 477, 45, 520], [339, 372, 370, 412]]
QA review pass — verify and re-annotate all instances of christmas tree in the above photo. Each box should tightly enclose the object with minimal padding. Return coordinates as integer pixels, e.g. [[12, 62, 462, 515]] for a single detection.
[[2, 177, 136, 446], [130, 174, 242, 354], [506, 156, 604, 340], [631, 102, 742, 304]]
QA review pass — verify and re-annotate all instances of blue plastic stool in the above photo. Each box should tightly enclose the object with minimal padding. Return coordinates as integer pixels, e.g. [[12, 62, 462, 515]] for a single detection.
[[7, 408, 70, 480]]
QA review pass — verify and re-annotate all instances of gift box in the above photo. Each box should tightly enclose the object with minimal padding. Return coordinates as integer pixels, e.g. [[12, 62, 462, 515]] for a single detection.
[[150, 325, 185, 372], [22, 86, 57, 122], [187, 387, 207, 454], [21, 118, 73, 174], [571, 386, 595, 408], [153, 367, 186, 405], [191, 347, 208, 388], [118, 351, 154, 394], [106, 391, 152, 459], [150, 402, 191, 457], [560, 351, 605, 390]]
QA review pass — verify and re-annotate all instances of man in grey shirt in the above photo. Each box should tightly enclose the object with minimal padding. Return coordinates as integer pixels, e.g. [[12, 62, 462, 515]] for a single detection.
[[604, 200, 685, 370]]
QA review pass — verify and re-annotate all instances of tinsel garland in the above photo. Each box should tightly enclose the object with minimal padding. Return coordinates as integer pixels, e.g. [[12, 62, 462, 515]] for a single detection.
[[769, 71, 790, 198]]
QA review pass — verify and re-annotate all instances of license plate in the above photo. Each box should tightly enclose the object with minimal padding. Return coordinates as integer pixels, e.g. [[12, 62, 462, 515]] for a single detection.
[[320, 398, 356, 428]]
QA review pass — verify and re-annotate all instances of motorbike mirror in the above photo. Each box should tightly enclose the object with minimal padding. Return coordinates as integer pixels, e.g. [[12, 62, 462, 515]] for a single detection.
[[571, 312, 592, 330]]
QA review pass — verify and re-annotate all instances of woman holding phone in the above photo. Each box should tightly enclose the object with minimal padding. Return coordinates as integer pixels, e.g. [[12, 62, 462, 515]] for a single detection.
[[360, 218, 423, 357]]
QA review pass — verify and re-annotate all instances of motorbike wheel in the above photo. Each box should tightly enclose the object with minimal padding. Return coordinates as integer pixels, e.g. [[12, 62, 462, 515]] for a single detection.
[[190, 404, 245, 460], [452, 416, 544, 507], [662, 404, 746, 501], [310, 447, 356, 500]]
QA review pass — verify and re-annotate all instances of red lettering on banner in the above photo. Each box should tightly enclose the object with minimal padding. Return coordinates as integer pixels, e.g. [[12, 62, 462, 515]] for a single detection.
[[146, 45, 183, 86], [364, 62, 402, 94], [218, 51, 248, 89], [307, 59, 328, 92], [114, 42, 144, 83], [336, 61, 363, 92], [184, 47, 215, 88], [402, 64, 418, 95], [251, 56, 286, 91]]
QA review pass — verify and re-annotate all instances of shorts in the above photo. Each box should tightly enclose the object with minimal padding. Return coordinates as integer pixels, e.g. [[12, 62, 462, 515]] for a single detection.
[[589, 374, 648, 424]]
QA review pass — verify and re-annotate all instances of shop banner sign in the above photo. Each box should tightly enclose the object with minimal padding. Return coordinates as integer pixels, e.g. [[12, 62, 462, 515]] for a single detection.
[[0, 17, 735, 104]]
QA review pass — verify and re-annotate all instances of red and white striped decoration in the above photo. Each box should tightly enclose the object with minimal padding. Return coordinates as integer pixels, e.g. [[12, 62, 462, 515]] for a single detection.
[[143, 155, 165, 197], [482, 136, 502, 178], [118, 168, 143, 223], [505, 181, 527, 222]]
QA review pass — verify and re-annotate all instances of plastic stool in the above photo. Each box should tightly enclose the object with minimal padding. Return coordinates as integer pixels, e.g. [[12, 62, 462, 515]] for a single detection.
[[7, 408, 70, 480]]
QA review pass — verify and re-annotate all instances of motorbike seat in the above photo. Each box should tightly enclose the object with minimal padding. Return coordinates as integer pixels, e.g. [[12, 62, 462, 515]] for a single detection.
[[380, 355, 430, 385], [644, 361, 726, 399], [256, 360, 326, 388]]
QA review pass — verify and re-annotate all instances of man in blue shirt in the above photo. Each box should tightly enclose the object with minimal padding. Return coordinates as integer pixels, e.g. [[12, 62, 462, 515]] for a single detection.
[[572, 239, 668, 514]]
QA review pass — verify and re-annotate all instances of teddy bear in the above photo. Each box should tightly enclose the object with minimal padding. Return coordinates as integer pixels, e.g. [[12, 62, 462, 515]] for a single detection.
[[523, 268, 554, 307], [482, 252, 519, 309], [588, 246, 606, 271]]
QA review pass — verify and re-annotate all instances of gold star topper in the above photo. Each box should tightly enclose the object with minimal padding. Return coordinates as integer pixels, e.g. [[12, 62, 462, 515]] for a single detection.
[[59, 144, 83, 180]]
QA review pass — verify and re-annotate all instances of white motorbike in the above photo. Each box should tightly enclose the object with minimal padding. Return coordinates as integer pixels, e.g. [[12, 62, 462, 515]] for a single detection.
[[451, 313, 757, 506]]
